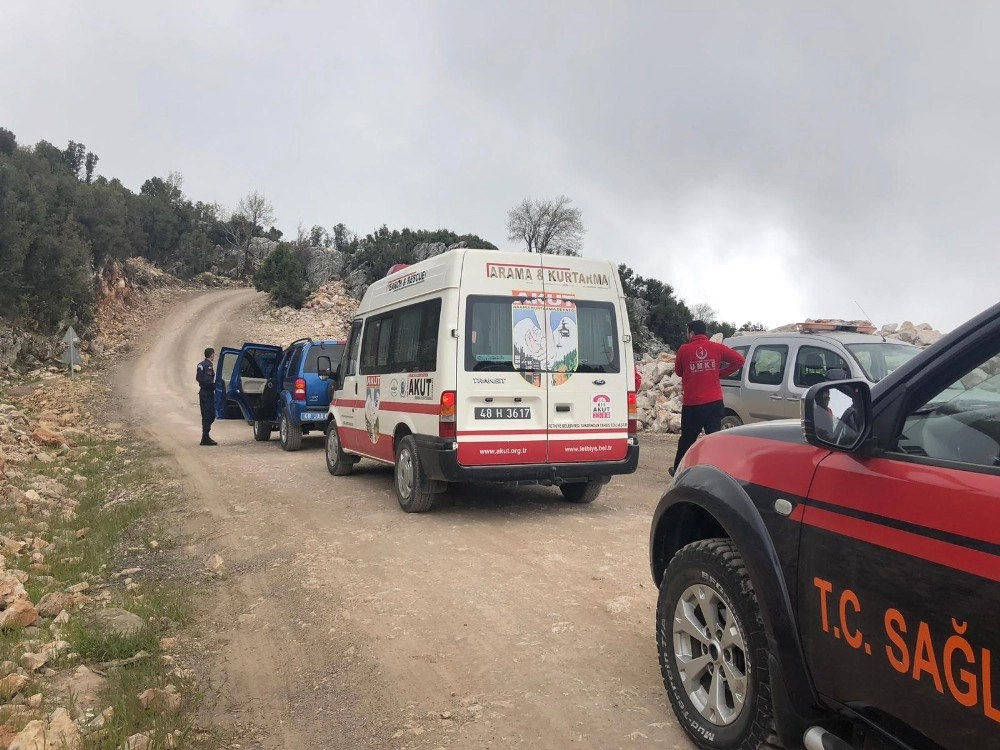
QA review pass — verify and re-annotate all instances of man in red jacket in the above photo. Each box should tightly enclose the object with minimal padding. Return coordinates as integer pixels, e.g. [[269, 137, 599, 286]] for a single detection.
[[669, 320, 746, 476]]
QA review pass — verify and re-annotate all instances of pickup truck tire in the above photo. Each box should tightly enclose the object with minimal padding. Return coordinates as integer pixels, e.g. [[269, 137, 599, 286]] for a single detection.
[[560, 481, 602, 503], [656, 539, 773, 750], [253, 420, 272, 442], [279, 409, 303, 452], [325, 421, 354, 476], [394, 435, 438, 513]]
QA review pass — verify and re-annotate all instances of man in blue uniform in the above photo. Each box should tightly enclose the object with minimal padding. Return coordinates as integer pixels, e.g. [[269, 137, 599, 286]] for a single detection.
[[196, 347, 218, 446]]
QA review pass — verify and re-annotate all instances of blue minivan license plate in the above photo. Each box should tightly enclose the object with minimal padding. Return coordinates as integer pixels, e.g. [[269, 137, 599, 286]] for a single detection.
[[301, 411, 327, 421]]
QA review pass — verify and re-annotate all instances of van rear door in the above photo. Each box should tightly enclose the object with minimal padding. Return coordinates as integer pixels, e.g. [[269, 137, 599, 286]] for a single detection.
[[457, 256, 549, 466], [538, 256, 629, 462]]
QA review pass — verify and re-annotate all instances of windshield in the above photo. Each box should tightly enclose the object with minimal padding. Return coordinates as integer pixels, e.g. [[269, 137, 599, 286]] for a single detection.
[[845, 342, 920, 382], [924, 357, 1000, 411], [465, 295, 620, 375]]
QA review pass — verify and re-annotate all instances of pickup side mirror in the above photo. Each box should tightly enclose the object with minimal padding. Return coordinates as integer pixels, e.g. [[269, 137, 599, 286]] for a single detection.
[[317, 356, 334, 380], [802, 380, 873, 452]]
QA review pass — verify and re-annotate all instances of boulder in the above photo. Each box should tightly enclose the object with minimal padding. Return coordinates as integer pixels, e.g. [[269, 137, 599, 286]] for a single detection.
[[88, 608, 145, 637], [0, 599, 39, 629]]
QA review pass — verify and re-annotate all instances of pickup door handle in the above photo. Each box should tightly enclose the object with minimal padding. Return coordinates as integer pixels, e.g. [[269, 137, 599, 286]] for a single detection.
[[769, 394, 783, 400], [786, 397, 801, 401]]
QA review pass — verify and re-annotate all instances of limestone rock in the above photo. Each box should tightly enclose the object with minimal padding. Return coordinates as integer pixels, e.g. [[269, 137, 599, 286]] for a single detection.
[[0, 599, 39, 629], [88, 608, 145, 637], [137, 684, 181, 713]]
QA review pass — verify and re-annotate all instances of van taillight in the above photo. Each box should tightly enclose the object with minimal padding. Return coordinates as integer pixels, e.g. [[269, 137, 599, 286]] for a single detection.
[[627, 391, 637, 435], [439, 390, 456, 439], [294, 378, 307, 401]]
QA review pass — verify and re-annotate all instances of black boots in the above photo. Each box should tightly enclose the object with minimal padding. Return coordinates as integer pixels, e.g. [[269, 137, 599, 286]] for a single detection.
[[200, 434, 218, 446]]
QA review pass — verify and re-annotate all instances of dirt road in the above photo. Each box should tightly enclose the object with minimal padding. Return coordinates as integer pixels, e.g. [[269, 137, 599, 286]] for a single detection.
[[124, 288, 693, 750]]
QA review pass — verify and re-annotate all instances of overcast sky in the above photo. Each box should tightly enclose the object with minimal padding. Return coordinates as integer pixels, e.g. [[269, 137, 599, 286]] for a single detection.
[[3, 2, 998, 331]]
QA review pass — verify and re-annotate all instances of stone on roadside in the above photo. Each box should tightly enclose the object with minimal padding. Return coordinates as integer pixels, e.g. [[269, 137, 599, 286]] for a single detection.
[[137, 684, 181, 713], [0, 599, 39, 629], [88, 608, 146, 637]]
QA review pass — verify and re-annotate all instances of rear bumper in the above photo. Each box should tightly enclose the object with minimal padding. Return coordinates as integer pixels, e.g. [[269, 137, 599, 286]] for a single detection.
[[414, 435, 640, 483]]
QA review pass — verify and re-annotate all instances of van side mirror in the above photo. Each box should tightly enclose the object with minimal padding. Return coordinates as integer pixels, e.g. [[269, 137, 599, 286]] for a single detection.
[[317, 356, 334, 380], [802, 380, 873, 452], [825, 367, 849, 381]]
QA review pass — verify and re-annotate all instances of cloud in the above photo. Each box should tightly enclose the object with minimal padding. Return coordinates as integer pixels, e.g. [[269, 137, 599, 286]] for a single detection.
[[2, 2, 998, 330]]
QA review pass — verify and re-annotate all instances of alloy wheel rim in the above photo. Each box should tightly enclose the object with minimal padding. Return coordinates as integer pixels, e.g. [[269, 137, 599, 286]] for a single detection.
[[397, 448, 413, 499], [327, 428, 338, 464], [672, 583, 749, 727]]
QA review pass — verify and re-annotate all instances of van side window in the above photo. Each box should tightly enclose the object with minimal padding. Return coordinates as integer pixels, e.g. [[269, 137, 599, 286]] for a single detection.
[[388, 299, 441, 373], [794, 346, 848, 388], [721, 345, 749, 381], [361, 299, 442, 375], [748, 345, 788, 386], [342, 320, 362, 381], [360, 317, 387, 374]]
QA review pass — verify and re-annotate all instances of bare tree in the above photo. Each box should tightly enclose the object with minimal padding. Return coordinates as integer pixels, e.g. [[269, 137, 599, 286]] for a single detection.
[[224, 190, 276, 278], [506, 195, 585, 255], [690, 303, 718, 323]]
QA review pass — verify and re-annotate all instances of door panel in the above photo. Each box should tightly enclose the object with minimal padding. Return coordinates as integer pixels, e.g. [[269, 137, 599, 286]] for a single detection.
[[458, 293, 548, 466], [742, 343, 790, 421], [336, 321, 364, 454], [227, 344, 282, 422], [214, 347, 240, 419], [798, 453, 1000, 749]]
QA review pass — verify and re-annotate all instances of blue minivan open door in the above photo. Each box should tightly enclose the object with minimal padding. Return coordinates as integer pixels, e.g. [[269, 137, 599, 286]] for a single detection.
[[215, 347, 241, 419], [226, 344, 283, 423]]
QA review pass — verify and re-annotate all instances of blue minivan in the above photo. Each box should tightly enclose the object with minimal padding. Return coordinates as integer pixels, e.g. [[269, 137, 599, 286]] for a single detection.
[[215, 338, 347, 450]]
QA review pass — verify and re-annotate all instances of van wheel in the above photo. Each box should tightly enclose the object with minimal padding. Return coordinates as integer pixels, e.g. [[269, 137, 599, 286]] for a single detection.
[[325, 421, 354, 476], [394, 435, 439, 513], [721, 414, 743, 430], [656, 539, 773, 750], [253, 420, 272, 442], [560, 481, 602, 503], [279, 409, 302, 451]]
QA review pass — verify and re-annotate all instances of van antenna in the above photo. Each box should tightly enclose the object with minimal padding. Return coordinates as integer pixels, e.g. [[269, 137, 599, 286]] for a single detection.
[[854, 300, 885, 342]]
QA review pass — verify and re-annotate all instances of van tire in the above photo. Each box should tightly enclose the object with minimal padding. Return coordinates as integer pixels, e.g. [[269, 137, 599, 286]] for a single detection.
[[253, 420, 272, 442], [325, 421, 354, 476], [721, 414, 743, 430], [560, 481, 603, 504], [394, 435, 437, 513], [279, 409, 303, 451]]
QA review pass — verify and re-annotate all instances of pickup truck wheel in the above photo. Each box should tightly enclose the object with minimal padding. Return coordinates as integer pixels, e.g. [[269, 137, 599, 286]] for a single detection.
[[656, 539, 773, 750], [559, 481, 602, 503], [325, 421, 354, 476], [394, 435, 437, 513], [279, 409, 303, 452], [252, 420, 272, 442]]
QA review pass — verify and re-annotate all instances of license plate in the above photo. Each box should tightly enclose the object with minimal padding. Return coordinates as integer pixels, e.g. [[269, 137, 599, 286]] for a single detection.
[[474, 406, 531, 420], [301, 412, 327, 421]]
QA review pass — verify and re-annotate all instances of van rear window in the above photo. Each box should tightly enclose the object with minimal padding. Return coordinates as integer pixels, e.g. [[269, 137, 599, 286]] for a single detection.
[[465, 296, 620, 375]]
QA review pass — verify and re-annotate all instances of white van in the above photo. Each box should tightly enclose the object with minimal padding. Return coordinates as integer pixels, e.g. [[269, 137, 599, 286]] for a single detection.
[[323, 248, 640, 512]]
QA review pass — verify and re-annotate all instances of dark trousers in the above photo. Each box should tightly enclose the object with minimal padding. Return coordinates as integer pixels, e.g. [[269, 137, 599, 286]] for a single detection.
[[199, 391, 216, 437], [672, 400, 724, 471]]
